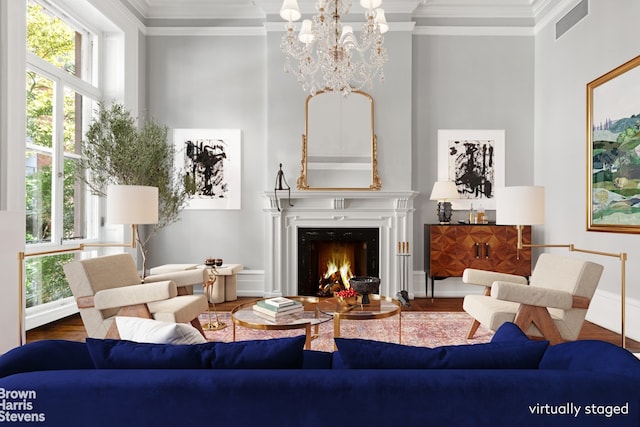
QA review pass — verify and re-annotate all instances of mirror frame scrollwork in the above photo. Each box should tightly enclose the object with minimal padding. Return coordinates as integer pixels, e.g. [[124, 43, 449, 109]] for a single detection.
[[297, 90, 381, 191]]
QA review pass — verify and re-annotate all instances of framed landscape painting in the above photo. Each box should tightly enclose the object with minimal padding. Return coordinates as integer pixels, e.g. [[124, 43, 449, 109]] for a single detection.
[[587, 54, 640, 233], [437, 129, 505, 210], [173, 129, 242, 210]]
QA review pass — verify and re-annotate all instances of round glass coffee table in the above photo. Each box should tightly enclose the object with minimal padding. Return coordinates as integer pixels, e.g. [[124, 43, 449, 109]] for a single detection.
[[230, 296, 332, 349], [318, 294, 403, 348]]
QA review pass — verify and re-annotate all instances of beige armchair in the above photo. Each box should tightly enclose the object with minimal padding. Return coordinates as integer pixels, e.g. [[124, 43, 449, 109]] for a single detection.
[[63, 253, 208, 339], [462, 253, 604, 345]]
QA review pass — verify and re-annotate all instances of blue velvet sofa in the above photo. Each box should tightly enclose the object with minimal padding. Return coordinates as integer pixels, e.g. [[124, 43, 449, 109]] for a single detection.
[[1, 323, 639, 427]]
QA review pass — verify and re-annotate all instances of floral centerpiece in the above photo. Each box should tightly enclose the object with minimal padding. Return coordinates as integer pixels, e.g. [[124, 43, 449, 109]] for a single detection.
[[335, 288, 359, 306]]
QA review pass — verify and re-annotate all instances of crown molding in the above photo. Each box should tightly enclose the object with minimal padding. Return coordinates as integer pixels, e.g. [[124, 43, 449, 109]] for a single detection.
[[413, 25, 534, 37], [121, 0, 578, 33], [126, 0, 265, 20], [413, 0, 553, 19], [146, 26, 266, 36]]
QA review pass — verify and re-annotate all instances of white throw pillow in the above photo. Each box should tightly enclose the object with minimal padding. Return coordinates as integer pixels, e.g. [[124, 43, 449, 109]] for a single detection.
[[115, 316, 207, 345]]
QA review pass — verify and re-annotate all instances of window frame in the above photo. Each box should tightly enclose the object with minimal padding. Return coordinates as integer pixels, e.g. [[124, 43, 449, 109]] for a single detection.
[[24, 0, 105, 327]]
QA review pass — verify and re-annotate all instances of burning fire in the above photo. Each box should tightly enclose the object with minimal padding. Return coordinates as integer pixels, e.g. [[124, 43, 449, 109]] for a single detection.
[[318, 255, 353, 296], [325, 259, 353, 288]]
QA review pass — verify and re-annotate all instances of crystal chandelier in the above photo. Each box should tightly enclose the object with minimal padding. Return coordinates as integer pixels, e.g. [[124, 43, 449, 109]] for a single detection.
[[279, 0, 389, 95]]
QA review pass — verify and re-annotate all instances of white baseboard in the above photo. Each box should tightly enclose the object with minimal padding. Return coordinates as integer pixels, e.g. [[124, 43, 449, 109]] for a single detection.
[[586, 288, 640, 342], [236, 270, 267, 297], [25, 297, 78, 331]]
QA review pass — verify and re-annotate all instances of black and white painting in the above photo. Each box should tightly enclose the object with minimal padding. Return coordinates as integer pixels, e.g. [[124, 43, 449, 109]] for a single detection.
[[437, 129, 505, 210], [174, 129, 241, 210]]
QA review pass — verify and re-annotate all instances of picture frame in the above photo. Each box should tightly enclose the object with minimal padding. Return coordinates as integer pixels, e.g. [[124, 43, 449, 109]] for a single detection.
[[587, 54, 640, 233], [437, 129, 505, 210], [173, 128, 242, 210]]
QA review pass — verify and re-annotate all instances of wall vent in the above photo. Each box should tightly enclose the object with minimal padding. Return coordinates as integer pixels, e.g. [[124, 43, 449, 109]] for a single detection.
[[556, 0, 589, 40]]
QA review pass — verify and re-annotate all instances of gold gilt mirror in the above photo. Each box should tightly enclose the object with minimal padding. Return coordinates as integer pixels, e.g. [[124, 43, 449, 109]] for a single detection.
[[297, 90, 381, 190]]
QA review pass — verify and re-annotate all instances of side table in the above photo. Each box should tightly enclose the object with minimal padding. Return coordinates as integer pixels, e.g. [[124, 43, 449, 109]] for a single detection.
[[201, 264, 243, 303]]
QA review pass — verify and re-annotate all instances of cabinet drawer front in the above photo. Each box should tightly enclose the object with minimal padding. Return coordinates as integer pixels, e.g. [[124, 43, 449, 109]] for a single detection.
[[428, 226, 466, 276], [425, 224, 532, 278]]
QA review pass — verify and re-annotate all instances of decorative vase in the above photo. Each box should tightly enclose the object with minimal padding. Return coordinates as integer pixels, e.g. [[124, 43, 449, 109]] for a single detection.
[[349, 276, 381, 305]]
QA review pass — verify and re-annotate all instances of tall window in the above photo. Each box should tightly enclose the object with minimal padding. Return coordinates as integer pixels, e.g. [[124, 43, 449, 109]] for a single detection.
[[25, 1, 100, 310]]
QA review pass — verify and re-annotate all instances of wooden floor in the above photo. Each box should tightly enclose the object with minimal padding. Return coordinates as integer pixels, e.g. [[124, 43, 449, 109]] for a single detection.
[[26, 297, 640, 351]]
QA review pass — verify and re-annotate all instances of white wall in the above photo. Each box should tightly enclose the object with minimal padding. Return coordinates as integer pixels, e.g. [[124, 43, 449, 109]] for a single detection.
[[0, 0, 26, 352], [535, 0, 640, 339], [145, 34, 267, 270], [145, 23, 417, 273], [144, 20, 538, 302], [412, 32, 535, 296]]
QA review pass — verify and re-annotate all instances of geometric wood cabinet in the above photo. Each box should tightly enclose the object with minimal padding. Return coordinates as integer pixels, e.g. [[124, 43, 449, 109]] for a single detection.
[[424, 224, 532, 298]]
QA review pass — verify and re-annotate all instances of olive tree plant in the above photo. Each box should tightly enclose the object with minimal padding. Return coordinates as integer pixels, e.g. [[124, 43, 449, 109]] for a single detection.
[[77, 103, 187, 275]]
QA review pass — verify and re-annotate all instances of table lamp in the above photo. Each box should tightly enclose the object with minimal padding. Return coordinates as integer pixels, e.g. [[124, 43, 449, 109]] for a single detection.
[[496, 185, 628, 347], [430, 181, 459, 224]]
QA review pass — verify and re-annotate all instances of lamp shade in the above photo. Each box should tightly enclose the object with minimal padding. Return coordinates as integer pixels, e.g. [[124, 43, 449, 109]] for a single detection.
[[496, 186, 545, 225], [374, 8, 389, 34], [280, 0, 301, 22], [430, 181, 459, 201], [107, 185, 159, 225], [360, 0, 382, 9], [298, 19, 314, 44]]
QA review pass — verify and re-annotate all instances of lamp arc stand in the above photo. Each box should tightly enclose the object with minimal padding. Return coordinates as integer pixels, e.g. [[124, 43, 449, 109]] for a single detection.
[[514, 225, 628, 348]]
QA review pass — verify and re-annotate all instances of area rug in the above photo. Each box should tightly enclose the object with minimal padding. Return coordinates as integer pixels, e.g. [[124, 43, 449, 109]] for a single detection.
[[199, 312, 493, 352]]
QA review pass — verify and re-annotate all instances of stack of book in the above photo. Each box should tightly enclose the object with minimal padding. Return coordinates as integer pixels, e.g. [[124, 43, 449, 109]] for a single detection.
[[252, 297, 303, 318]]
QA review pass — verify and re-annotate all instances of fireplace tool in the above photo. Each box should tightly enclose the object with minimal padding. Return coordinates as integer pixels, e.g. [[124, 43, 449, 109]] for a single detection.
[[203, 268, 226, 330], [396, 241, 410, 306]]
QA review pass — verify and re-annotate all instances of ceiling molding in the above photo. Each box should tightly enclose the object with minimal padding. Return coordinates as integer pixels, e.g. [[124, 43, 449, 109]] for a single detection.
[[146, 26, 266, 36], [413, 25, 534, 37], [414, 1, 538, 19], [122, 0, 574, 31], [254, 0, 422, 15], [126, 0, 265, 20]]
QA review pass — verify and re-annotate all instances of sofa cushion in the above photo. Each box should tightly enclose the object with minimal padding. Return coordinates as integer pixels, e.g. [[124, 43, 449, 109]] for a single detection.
[[540, 340, 640, 372], [115, 316, 207, 344], [335, 323, 549, 369], [86, 335, 306, 369], [0, 340, 94, 377], [207, 336, 305, 369]]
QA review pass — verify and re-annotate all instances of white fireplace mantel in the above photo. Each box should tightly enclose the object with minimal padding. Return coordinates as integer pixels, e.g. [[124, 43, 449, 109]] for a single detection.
[[263, 190, 417, 298]]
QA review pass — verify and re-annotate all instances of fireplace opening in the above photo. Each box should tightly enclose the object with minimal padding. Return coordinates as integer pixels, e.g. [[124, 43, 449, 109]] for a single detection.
[[297, 228, 379, 296]]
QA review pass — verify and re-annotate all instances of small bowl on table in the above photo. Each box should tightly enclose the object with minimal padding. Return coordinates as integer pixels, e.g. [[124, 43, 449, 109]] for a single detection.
[[349, 276, 381, 305]]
